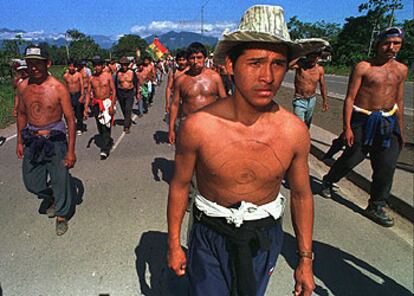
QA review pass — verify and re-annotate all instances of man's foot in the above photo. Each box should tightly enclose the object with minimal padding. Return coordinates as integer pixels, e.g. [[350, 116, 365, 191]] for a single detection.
[[138, 114, 143, 118], [124, 127, 130, 134], [0, 136, 6, 146], [100, 152, 108, 160], [76, 130, 83, 136], [56, 218, 68, 236], [46, 202, 56, 218], [320, 180, 333, 198], [365, 205, 394, 227]]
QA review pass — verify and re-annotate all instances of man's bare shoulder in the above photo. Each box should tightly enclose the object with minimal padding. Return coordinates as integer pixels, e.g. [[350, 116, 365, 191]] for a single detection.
[[272, 106, 310, 146], [49, 76, 69, 92], [393, 59, 409, 74]]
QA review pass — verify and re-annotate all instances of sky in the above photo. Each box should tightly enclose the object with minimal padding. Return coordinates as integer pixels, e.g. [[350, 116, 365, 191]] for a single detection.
[[1, 0, 412, 40]]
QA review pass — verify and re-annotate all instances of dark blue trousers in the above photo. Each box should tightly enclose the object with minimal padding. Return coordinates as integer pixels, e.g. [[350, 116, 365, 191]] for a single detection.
[[188, 219, 283, 296]]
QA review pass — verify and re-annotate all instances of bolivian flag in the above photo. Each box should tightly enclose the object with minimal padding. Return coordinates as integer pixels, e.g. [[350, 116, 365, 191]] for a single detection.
[[146, 38, 168, 60]]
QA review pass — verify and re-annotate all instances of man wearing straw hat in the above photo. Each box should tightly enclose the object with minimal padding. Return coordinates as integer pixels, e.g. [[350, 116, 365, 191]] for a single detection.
[[167, 5, 328, 296]]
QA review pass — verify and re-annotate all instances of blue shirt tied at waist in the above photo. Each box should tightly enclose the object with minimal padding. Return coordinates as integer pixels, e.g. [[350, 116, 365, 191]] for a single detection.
[[353, 111, 399, 149], [22, 120, 67, 162]]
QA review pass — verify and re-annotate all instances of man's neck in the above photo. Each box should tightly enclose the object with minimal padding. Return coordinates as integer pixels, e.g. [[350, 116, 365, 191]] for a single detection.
[[372, 55, 394, 66], [28, 75, 49, 85], [188, 67, 204, 77], [232, 93, 275, 126]]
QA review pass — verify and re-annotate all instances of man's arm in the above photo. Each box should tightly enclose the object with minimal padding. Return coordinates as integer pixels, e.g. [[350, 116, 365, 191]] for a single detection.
[[167, 117, 198, 276], [59, 84, 76, 168], [168, 78, 182, 144], [396, 65, 408, 147], [109, 73, 117, 114], [165, 71, 174, 113], [16, 87, 27, 159], [343, 63, 365, 147], [319, 66, 328, 112], [78, 73, 84, 98], [215, 72, 227, 98], [84, 79, 92, 118], [286, 127, 315, 296]]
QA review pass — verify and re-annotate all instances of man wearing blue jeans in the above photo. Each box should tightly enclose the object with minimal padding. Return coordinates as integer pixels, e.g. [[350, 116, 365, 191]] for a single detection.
[[291, 49, 328, 128]]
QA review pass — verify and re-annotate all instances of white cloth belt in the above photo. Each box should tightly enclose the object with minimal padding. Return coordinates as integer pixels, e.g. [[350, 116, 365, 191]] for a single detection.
[[98, 98, 113, 128], [353, 104, 398, 117], [195, 193, 286, 228]]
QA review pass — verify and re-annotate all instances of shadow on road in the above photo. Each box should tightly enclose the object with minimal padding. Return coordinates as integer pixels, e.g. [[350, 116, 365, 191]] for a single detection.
[[86, 134, 104, 149], [135, 231, 188, 296], [151, 158, 175, 184], [281, 232, 412, 296], [153, 131, 169, 144]]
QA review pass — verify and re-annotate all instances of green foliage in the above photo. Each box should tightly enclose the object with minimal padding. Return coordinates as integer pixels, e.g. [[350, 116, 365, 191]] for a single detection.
[[0, 79, 14, 128], [111, 34, 147, 59], [288, 16, 341, 43], [397, 19, 413, 67]]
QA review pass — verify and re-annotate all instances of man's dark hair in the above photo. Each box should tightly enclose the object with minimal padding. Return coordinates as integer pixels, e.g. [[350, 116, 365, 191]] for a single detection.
[[227, 42, 290, 67], [186, 42, 207, 58], [67, 59, 76, 66], [175, 49, 187, 60]]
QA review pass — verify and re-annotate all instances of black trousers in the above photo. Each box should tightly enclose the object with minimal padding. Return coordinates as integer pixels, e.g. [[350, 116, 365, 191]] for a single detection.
[[117, 88, 135, 128], [324, 113, 401, 207], [70, 92, 85, 131], [91, 104, 113, 154]]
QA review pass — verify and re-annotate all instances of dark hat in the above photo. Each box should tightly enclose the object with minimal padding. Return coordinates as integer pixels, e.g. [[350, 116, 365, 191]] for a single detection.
[[119, 56, 129, 64], [92, 55, 104, 65], [376, 27, 404, 43], [24, 45, 49, 60]]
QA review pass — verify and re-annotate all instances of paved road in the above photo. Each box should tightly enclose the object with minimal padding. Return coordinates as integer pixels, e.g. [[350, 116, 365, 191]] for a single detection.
[[0, 81, 413, 296], [284, 71, 414, 112]]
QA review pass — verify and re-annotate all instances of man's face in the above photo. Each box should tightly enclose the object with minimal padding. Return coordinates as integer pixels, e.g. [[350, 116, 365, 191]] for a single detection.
[[138, 64, 144, 72], [177, 57, 188, 70], [68, 63, 76, 73], [227, 45, 288, 108], [26, 59, 49, 81], [188, 52, 205, 71], [306, 53, 320, 65], [377, 37, 403, 60], [121, 63, 129, 71], [94, 64, 104, 74], [143, 58, 150, 66]]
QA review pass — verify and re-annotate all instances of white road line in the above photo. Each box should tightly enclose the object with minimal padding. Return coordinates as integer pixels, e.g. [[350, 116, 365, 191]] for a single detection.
[[111, 114, 138, 152], [5, 134, 17, 143]]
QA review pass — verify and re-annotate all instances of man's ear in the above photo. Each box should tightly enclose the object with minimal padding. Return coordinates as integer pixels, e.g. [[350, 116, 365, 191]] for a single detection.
[[46, 59, 52, 68], [225, 56, 234, 75]]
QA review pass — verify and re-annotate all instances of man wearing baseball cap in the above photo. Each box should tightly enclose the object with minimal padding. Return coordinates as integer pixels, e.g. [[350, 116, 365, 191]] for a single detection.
[[167, 5, 328, 296], [320, 27, 408, 227], [15, 45, 76, 236]]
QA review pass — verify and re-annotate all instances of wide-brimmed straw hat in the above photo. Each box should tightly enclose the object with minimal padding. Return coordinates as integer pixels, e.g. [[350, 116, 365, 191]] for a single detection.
[[213, 5, 329, 65]]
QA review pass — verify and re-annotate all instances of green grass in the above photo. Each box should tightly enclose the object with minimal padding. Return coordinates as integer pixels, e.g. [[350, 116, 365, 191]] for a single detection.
[[0, 79, 14, 128]]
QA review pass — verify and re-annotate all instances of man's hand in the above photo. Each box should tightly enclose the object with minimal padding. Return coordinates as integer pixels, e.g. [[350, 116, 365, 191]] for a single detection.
[[322, 102, 329, 112], [16, 142, 24, 159], [293, 259, 315, 296], [168, 245, 187, 276], [165, 103, 170, 114], [83, 109, 89, 120], [168, 129, 176, 144], [399, 133, 406, 150], [64, 151, 76, 168], [109, 105, 115, 116], [344, 128, 354, 147], [12, 108, 18, 118]]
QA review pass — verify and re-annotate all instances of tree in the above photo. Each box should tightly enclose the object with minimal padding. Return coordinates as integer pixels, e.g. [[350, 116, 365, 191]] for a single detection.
[[111, 34, 147, 59], [65, 29, 102, 62], [288, 16, 340, 43], [397, 19, 413, 67]]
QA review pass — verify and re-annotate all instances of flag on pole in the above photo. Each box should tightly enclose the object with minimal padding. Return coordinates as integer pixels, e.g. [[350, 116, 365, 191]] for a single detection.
[[146, 38, 168, 60]]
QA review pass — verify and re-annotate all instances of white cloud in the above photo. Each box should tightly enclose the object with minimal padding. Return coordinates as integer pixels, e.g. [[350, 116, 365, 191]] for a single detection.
[[0, 30, 67, 41], [130, 20, 237, 38]]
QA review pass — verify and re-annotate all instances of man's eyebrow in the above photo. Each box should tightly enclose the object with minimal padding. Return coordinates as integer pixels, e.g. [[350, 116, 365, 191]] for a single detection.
[[246, 57, 288, 64]]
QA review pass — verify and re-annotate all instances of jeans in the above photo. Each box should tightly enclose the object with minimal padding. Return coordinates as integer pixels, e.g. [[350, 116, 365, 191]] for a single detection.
[[323, 112, 401, 207], [70, 92, 85, 131], [292, 96, 316, 128], [117, 88, 134, 128]]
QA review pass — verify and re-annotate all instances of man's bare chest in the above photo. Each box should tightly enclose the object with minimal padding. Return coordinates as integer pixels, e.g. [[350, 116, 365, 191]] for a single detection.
[[22, 87, 60, 118], [364, 68, 404, 88], [91, 77, 109, 89], [181, 79, 215, 99], [118, 72, 133, 82]]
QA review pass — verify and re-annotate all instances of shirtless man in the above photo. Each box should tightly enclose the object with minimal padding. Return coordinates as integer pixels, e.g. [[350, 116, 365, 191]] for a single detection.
[[290, 49, 328, 128], [63, 60, 84, 135], [115, 56, 138, 133], [84, 56, 117, 160], [12, 60, 29, 117], [108, 58, 118, 75], [16, 45, 76, 236], [167, 5, 326, 295], [135, 61, 147, 116], [321, 27, 408, 227], [142, 56, 157, 107], [168, 42, 226, 144], [165, 49, 188, 114]]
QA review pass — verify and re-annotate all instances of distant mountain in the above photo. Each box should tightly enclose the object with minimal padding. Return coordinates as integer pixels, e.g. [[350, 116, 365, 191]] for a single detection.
[[0, 28, 116, 49], [145, 31, 218, 50]]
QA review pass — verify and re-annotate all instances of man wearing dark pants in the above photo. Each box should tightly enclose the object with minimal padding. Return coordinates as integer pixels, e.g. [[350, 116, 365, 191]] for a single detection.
[[115, 56, 138, 133], [84, 56, 117, 160], [63, 59, 84, 135], [320, 27, 408, 227], [16, 45, 76, 236]]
